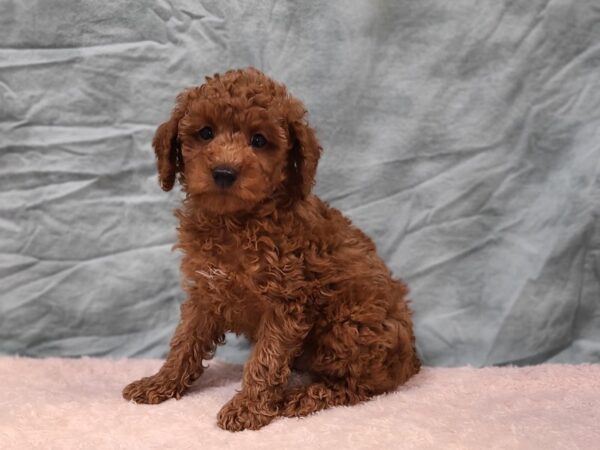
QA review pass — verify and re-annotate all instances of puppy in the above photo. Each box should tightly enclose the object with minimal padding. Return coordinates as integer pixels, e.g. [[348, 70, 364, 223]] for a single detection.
[[123, 68, 420, 431]]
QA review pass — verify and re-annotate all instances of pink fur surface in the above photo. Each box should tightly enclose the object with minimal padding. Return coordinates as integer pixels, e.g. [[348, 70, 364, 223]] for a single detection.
[[1, 357, 598, 449]]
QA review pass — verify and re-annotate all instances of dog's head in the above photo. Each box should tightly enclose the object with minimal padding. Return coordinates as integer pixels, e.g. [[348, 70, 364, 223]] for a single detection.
[[153, 68, 321, 214]]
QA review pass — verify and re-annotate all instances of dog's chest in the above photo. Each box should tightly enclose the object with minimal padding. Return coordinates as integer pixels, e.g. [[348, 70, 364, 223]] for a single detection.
[[183, 223, 303, 303]]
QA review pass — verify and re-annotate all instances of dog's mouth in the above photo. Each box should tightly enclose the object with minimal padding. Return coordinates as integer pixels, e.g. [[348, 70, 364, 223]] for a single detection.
[[192, 190, 241, 201], [190, 190, 250, 214]]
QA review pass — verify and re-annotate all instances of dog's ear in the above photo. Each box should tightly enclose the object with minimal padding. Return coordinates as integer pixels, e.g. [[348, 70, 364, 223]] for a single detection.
[[286, 99, 322, 199], [152, 90, 191, 192]]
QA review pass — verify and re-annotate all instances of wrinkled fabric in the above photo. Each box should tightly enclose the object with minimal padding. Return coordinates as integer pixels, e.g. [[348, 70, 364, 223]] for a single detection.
[[0, 0, 599, 366]]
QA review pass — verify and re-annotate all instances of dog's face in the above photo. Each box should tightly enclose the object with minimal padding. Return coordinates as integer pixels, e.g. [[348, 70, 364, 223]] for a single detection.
[[153, 68, 321, 214]]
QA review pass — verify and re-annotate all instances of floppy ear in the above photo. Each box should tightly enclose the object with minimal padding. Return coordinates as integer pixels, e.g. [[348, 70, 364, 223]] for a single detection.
[[286, 101, 322, 199], [152, 90, 191, 191]]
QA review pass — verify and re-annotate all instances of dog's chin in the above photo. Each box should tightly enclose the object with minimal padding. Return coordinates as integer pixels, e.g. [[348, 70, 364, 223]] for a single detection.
[[190, 191, 258, 215]]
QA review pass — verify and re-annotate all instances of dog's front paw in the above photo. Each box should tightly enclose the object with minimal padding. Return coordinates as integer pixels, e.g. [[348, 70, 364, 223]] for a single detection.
[[217, 393, 276, 431], [122, 374, 182, 404]]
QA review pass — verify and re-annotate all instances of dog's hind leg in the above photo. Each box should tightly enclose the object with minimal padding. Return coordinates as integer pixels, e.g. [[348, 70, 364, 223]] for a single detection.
[[280, 315, 419, 418], [279, 379, 371, 418]]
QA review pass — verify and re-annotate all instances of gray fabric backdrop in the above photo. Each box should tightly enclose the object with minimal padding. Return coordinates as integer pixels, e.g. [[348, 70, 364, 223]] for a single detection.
[[1, 0, 599, 366]]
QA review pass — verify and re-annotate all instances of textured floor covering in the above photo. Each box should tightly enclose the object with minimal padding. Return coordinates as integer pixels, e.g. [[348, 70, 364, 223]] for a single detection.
[[1, 358, 599, 449]]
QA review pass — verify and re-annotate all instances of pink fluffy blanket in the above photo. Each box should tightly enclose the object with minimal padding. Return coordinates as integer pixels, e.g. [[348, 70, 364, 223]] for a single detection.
[[1, 358, 598, 449]]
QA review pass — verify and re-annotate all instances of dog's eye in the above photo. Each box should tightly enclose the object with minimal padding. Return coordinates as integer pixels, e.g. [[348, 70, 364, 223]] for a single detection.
[[250, 133, 267, 149], [197, 126, 214, 140]]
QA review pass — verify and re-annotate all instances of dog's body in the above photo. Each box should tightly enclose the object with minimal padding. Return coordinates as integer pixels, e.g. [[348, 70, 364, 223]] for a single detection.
[[123, 68, 420, 431]]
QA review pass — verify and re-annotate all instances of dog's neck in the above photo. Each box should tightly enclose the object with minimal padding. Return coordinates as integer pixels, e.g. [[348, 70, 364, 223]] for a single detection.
[[177, 190, 300, 234]]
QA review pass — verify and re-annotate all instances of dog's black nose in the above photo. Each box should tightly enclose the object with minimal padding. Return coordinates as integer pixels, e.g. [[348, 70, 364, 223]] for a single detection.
[[212, 166, 238, 189]]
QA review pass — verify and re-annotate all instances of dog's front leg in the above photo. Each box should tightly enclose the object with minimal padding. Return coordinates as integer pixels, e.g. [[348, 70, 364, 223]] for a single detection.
[[217, 304, 310, 431], [122, 299, 224, 404]]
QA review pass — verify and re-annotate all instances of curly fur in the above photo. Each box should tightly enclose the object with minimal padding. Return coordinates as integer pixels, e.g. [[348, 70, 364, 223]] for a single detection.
[[122, 68, 421, 431]]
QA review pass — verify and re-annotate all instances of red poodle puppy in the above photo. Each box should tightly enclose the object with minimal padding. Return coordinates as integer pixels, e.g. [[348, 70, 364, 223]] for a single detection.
[[122, 68, 420, 431]]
